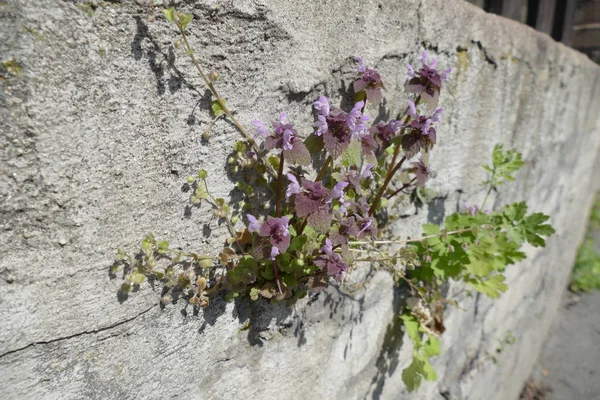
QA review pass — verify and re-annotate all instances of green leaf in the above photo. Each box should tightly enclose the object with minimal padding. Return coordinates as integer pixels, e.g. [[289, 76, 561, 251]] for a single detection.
[[197, 169, 208, 179], [421, 334, 441, 358], [341, 139, 362, 167], [179, 13, 193, 29], [163, 8, 175, 22], [402, 357, 424, 392], [422, 224, 441, 236], [468, 275, 508, 298], [304, 133, 324, 153], [211, 100, 224, 117], [400, 314, 421, 346], [288, 235, 307, 252]]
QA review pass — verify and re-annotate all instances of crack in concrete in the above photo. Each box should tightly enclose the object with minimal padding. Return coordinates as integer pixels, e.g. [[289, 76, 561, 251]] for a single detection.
[[0, 304, 157, 359]]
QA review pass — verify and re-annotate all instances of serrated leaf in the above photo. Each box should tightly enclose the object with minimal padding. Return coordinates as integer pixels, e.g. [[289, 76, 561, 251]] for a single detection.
[[422, 224, 441, 236], [402, 357, 423, 392]]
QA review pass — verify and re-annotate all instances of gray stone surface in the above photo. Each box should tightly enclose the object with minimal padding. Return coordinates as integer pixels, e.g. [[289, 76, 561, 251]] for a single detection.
[[1, 0, 599, 399]]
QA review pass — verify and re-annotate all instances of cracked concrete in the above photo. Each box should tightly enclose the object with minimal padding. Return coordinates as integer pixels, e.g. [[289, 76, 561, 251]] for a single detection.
[[1, 0, 599, 399]]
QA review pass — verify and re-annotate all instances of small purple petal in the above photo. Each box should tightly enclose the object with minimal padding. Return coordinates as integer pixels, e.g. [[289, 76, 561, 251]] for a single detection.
[[314, 115, 328, 136], [358, 218, 373, 235], [247, 214, 261, 233], [279, 112, 287, 124], [270, 246, 280, 260], [407, 63, 415, 78], [286, 173, 301, 198], [313, 96, 330, 116], [361, 163, 374, 179], [332, 181, 349, 200], [282, 129, 294, 151], [320, 238, 334, 255], [431, 108, 443, 123], [251, 120, 269, 138], [356, 56, 367, 73], [407, 100, 417, 118]]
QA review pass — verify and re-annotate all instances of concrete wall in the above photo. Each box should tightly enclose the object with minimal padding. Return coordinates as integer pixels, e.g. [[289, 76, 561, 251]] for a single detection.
[[1, 0, 599, 399]]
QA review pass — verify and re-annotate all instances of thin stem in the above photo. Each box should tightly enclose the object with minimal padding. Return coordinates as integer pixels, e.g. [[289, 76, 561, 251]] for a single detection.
[[480, 168, 495, 210], [202, 178, 244, 253], [272, 259, 283, 295], [275, 151, 285, 217], [368, 97, 421, 216], [386, 177, 417, 199], [369, 156, 407, 216], [349, 227, 476, 246], [176, 23, 277, 178]]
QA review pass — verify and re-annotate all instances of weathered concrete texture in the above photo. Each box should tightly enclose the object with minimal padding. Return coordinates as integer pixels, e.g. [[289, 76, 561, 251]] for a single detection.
[[1, 0, 599, 399]]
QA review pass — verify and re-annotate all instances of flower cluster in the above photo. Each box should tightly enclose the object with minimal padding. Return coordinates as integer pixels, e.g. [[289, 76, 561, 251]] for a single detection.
[[232, 55, 451, 294], [406, 51, 451, 109]]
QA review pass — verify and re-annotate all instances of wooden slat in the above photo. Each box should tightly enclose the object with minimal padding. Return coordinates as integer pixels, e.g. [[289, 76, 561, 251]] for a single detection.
[[536, 0, 558, 34], [502, 0, 526, 23], [561, 0, 577, 45]]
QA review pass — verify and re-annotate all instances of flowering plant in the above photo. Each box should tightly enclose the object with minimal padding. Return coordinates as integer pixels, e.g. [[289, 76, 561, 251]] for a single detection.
[[111, 9, 555, 391]]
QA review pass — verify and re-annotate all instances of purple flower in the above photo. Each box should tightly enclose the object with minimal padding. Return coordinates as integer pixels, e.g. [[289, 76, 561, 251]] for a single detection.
[[253, 113, 310, 165], [314, 238, 348, 281], [354, 57, 384, 104], [313, 96, 330, 117], [286, 173, 301, 198], [346, 101, 370, 132], [461, 203, 490, 215], [359, 133, 379, 160], [314, 115, 328, 136], [331, 181, 349, 200], [251, 120, 269, 138], [369, 120, 402, 148], [333, 164, 374, 196], [411, 157, 431, 187], [406, 51, 451, 108], [401, 101, 443, 159], [258, 216, 291, 259], [247, 214, 262, 233], [295, 180, 333, 233], [313, 97, 370, 159]]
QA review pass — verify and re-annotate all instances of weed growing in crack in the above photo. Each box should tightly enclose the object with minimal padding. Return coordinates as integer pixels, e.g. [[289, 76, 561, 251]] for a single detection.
[[110, 8, 555, 391]]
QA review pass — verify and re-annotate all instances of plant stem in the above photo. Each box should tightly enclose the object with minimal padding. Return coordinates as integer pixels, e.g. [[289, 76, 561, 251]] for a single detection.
[[272, 259, 283, 295], [386, 177, 417, 199], [369, 156, 407, 216], [276, 151, 285, 217], [368, 97, 421, 216], [176, 24, 276, 178], [480, 168, 495, 210], [349, 227, 476, 246], [202, 178, 244, 253]]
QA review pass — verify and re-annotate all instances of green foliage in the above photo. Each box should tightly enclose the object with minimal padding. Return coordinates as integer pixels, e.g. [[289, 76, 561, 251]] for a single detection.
[[571, 193, 600, 292], [571, 240, 600, 292], [400, 147, 554, 391], [482, 144, 525, 186], [341, 140, 362, 167], [211, 100, 224, 117], [401, 315, 440, 391]]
